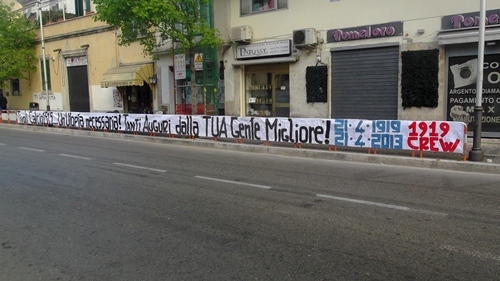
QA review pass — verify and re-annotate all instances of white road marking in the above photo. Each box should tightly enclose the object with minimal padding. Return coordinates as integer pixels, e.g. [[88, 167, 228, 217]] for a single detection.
[[441, 245, 500, 262], [195, 176, 273, 190], [0, 143, 6, 145], [317, 194, 447, 216], [113, 162, 166, 173], [59, 154, 92, 160], [18, 147, 45, 152]]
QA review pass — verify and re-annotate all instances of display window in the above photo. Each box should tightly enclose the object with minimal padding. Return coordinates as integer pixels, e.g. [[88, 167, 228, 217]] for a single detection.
[[245, 65, 289, 117]]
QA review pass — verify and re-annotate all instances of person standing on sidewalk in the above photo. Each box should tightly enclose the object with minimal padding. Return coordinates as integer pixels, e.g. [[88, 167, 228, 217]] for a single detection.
[[0, 93, 7, 110]]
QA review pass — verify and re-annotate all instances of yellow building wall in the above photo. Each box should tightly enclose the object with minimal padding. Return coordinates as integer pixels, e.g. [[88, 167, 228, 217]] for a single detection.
[[7, 12, 152, 111]]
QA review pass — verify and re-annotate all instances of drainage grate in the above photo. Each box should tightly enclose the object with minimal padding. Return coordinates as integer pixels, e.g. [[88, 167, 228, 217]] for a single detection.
[[484, 155, 497, 162]]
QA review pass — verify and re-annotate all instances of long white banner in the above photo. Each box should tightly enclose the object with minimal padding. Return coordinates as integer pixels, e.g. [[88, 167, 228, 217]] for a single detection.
[[16, 111, 467, 154]]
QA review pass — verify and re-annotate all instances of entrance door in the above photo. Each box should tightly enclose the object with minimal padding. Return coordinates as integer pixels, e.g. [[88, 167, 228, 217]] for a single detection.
[[274, 73, 290, 117], [125, 85, 152, 113], [68, 65, 90, 112]]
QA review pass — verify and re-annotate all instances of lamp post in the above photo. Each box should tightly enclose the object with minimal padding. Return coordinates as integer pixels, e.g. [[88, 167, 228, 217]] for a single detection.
[[37, 0, 50, 111], [469, 0, 486, 162]]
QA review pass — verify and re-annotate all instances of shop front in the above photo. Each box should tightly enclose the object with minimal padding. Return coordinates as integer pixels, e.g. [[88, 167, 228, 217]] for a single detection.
[[327, 22, 403, 120], [100, 63, 155, 113], [232, 40, 298, 117], [439, 10, 500, 138]]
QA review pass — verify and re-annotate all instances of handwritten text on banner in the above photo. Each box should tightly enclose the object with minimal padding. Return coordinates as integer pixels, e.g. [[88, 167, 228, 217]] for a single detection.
[[17, 111, 467, 154]]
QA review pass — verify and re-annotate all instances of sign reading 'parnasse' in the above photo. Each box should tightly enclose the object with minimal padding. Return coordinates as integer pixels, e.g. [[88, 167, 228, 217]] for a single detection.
[[236, 40, 291, 59]]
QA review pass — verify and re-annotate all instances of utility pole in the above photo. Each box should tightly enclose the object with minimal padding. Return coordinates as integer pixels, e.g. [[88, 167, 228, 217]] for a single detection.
[[469, 0, 486, 162]]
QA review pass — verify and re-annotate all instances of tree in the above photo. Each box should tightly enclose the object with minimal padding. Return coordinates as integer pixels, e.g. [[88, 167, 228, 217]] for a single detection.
[[93, 0, 223, 114], [0, 2, 37, 88]]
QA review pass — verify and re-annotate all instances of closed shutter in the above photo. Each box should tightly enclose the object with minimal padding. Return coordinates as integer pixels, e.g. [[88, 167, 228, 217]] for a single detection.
[[331, 46, 399, 120]]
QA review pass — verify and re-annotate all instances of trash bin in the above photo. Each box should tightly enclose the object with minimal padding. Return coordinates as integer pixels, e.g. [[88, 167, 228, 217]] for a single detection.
[[29, 102, 39, 111]]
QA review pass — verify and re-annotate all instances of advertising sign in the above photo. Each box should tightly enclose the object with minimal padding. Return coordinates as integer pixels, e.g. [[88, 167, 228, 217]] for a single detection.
[[236, 40, 291, 59], [442, 10, 500, 30], [174, 54, 186, 80], [326, 22, 403, 43], [447, 54, 500, 132], [66, 57, 87, 67]]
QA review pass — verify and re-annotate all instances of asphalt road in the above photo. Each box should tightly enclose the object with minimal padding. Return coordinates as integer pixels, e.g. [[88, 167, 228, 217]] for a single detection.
[[1, 127, 499, 280]]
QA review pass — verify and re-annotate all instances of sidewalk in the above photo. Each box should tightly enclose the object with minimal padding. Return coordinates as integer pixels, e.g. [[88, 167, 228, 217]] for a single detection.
[[2, 122, 500, 175], [474, 139, 500, 164]]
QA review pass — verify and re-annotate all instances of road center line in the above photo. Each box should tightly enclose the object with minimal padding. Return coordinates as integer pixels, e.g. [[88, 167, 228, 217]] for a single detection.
[[195, 176, 272, 190], [113, 162, 166, 173], [317, 194, 447, 216], [18, 147, 45, 152], [59, 154, 92, 160]]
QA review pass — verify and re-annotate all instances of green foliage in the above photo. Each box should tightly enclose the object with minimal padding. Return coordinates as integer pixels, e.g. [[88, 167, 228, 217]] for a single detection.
[[0, 2, 37, 87], [93, 0, 223, 58], [93, 0, 223, 114], [401, 49, 439, 109]]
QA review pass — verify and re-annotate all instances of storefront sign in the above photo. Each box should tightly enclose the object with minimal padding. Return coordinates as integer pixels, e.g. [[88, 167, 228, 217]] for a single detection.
[[327, 22, 403, 43], [66, 57, 87, 67], [16, 111, 467, 155], [236, 40, 291, 59], [447, 54, 500, 132], [174, 54, 186, 80], [442, 10, 500, 30]]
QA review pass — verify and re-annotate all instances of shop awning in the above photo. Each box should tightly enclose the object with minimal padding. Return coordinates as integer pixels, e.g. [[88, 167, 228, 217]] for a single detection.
[[438, 26, 500, 45], [100, 63, 153, 88]]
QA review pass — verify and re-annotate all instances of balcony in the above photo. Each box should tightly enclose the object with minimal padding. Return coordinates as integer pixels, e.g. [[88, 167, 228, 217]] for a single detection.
[[16, 0, 95, 26]]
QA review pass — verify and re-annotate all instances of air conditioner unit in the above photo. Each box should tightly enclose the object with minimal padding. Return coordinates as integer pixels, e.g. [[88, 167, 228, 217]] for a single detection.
[[293, 28, 317, 48], [231, 25, 253, 43]]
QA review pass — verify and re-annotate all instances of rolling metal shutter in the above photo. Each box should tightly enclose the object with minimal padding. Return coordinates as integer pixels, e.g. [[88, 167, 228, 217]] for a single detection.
[[331, 46, 399, 120]]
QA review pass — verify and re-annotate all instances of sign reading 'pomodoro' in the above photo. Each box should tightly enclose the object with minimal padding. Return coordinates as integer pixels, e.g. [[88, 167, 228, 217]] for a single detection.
[[326, 21, 403, 43]]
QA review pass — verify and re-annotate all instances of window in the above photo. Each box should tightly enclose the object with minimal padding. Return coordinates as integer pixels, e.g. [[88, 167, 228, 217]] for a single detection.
[[240, 0, 288, 15], [10, 79, 20, 96], [40, 59, 52, 91], [73, 0, 92, 17]]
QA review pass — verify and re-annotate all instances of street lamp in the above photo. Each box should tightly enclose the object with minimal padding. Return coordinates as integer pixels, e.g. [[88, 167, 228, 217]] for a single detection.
[[469, 0, 486, 162], [37, 0, 50, 111], [149, 75, 157, 84]]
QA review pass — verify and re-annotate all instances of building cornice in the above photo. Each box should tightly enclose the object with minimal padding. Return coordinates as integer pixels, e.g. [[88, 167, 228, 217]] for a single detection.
[[35, 25, 117, 44]]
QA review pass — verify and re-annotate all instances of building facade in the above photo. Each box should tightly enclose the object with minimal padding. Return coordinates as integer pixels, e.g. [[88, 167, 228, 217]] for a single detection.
[[155, 0, 230, 115], [223, 0, 500, 138], [3, 0, 500, 138], [4, 0, 229, 116], [5, 0, 157, 114]]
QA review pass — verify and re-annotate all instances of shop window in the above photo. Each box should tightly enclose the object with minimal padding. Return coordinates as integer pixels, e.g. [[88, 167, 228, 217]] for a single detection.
[[10, 79, 21, 96], [40, 59, 52, 91], [245, 71, 290, 117], [240, 0, 288, 15]]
